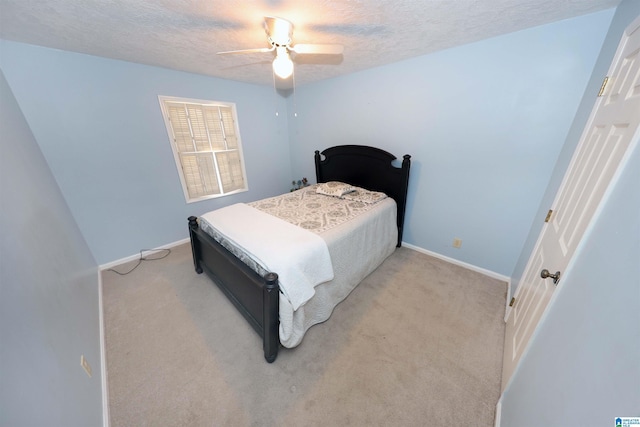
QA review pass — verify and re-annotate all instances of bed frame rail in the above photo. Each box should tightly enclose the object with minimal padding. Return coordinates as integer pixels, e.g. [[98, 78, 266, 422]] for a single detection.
[[188, 216, 279, 362]]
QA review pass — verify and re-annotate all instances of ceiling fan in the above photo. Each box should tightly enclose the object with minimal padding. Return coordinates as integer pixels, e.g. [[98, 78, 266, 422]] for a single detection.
[[217, 16, 344, 79]]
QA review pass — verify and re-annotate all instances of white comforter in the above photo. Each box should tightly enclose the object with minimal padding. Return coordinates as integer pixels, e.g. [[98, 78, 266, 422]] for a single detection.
[[201, 203, 334, 311]]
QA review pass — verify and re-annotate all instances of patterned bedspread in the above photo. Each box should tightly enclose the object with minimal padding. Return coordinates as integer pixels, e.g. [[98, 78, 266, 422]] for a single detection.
[[199, 184, 388, 278], [248, 184, 387, 234]]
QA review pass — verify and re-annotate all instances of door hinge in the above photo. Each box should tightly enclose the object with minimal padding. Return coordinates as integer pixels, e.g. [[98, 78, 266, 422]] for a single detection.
[[545, 209, 553, 223], [509, 297, 516, 307], [598, 76, 609, 97]]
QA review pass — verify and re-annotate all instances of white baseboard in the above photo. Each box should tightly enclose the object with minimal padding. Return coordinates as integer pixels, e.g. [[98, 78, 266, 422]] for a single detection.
[[99, 238, 190, 271], [401, 241, 512, 284], [98, 272, 110, 427], [495, 396, 502, 427]]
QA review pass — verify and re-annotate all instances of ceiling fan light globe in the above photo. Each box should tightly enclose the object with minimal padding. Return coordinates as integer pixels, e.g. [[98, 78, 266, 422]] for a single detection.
[[273, 55, 294, 79]]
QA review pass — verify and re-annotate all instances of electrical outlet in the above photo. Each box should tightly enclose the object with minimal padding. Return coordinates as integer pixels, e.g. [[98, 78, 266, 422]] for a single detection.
[[80, 355, 92, 378], [453, 238, 462, 248]]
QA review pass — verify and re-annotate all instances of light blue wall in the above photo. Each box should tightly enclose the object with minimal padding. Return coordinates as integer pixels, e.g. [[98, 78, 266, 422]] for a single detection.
[[0, 9, 616, 277], [500, 1, 640, 424], [0, 70, 103, 426], [0, 42, 291, 264], [286, 10, 613, 277]]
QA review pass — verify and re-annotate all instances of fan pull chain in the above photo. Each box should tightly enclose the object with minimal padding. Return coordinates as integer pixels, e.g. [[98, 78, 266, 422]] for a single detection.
[[292, 67, 298, 118], [272, 69, 281, 117]]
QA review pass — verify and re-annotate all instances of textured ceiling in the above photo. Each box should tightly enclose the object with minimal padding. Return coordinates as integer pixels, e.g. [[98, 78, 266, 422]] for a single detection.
[[0, 0, 621, 88]]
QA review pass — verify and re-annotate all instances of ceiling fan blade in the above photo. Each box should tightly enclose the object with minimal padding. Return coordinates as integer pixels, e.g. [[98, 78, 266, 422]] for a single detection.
[[290, 43, 344, 55], [264, 16, 292, 45], [217, 47, 274, 55]]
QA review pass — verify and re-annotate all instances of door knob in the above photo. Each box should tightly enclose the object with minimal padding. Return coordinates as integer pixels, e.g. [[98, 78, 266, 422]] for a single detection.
[[540, 269, 561, 285]]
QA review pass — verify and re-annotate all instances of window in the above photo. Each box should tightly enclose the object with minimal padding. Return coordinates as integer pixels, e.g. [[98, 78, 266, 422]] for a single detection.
[[159, 96, 248, 203]]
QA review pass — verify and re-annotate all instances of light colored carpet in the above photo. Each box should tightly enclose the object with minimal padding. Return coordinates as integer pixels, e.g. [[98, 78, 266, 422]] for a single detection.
[[102, 243, 507, 426]]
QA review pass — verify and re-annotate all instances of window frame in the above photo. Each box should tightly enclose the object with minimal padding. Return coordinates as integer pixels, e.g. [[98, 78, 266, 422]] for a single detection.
[[158, 95, 249, 203]]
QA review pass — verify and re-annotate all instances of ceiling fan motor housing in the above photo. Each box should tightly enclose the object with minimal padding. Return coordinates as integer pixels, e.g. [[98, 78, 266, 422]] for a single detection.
[[265, 16, 293, 47]]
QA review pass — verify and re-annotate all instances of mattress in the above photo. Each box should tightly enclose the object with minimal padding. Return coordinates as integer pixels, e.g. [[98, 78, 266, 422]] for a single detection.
[[199, 184, 398, 348]]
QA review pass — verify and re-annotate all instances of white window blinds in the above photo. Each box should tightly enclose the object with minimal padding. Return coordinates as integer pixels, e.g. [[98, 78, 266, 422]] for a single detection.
[[159, 97, 248, 202]]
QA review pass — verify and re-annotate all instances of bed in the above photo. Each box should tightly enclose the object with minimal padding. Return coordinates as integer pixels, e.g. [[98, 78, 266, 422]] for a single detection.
[[188, 145, 411, 362]]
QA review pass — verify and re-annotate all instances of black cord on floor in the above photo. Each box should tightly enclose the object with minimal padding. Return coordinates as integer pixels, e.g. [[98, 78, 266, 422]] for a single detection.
[[107, 248, 171, 276]]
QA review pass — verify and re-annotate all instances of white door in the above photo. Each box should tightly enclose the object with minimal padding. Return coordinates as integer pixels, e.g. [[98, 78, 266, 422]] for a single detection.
[[502, 16, 640, 391]]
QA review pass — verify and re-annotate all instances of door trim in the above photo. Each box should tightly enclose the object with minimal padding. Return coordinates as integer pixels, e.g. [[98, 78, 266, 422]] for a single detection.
[[501, 13, 640, 392]]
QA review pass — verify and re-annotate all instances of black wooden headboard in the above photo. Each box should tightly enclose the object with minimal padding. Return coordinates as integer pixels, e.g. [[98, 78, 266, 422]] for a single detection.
[[314, 145, 411, 247]]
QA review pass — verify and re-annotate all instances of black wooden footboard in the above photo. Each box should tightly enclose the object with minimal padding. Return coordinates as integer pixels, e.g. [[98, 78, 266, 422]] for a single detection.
[[188, 216, 280, 362]]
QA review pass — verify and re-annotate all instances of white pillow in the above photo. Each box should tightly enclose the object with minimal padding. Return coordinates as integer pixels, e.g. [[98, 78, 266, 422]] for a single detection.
[[315, 181, 355, 197], [341, 188, 388, 204]]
